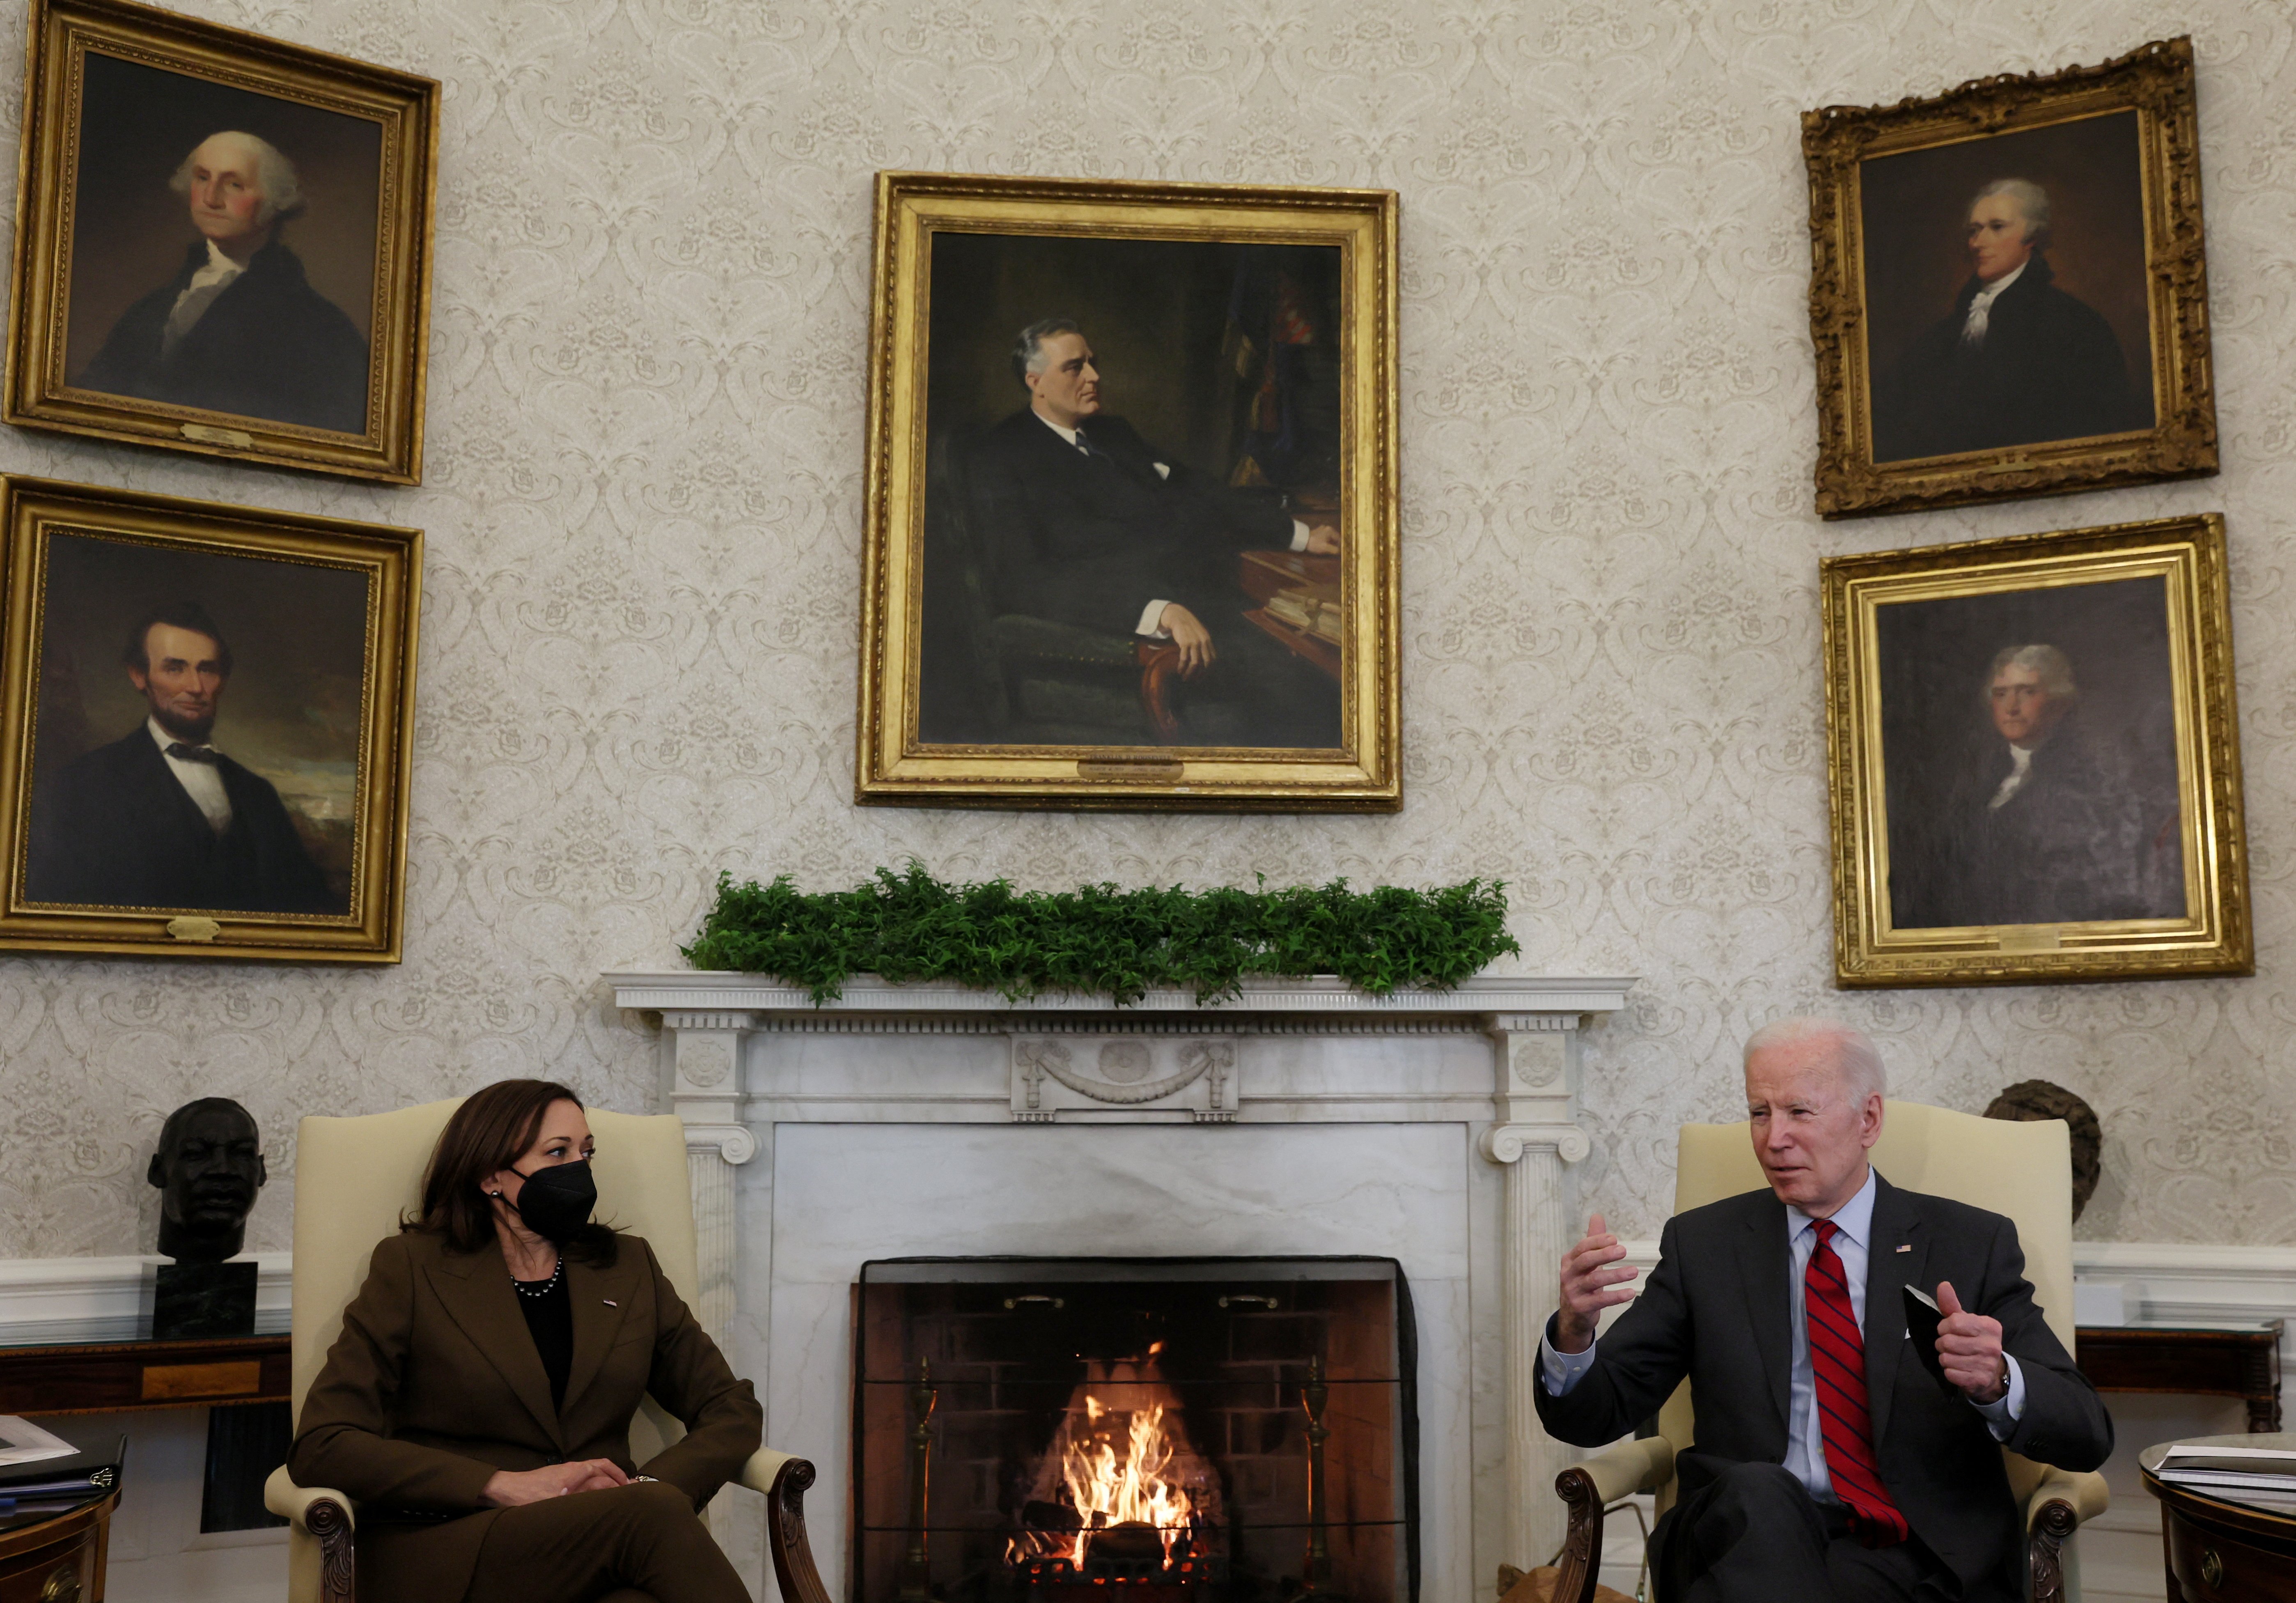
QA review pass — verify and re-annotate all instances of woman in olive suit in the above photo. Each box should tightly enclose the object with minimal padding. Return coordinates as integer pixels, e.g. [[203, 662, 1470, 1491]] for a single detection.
[[289, 1079, 761, 1603]]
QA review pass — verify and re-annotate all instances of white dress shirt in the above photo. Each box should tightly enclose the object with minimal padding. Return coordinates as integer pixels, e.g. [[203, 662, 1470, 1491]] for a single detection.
[[1989, 744, 2037, 809], [149, 716, 233, 836], [163, 241, 248, 356], [1959, 260, 2028, 347], [1032, 413, 1312, 638], [1539, 1166, 2026, 1506]]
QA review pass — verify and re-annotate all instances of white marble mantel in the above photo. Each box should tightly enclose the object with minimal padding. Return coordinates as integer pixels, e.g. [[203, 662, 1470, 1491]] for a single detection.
[[607, 969, 1633, 1600]]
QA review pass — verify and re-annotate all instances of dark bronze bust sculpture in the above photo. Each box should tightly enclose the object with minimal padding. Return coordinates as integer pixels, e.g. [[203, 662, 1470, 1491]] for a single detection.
[[1984, 1079, 2103, 1222], [148, 1096, 268, 1261], [148, 1097, 266, 1338]]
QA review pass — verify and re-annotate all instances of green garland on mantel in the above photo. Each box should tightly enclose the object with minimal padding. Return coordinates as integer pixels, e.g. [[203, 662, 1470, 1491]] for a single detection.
[[681, 864, 1522, 1007]]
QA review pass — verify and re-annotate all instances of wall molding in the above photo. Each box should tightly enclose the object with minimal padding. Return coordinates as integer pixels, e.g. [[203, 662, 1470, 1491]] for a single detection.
[[0, 1254, 291, 1346]]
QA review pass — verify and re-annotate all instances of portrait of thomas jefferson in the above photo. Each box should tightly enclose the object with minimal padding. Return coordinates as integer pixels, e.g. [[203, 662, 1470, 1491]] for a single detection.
[[25, 598, 342, 915], [72, 129, 369, 434], [1870, 176, 2150, 464], [1888, 641, 2184, 930]]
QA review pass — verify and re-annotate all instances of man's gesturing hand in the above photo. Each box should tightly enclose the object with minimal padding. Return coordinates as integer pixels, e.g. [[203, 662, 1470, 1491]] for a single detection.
[[1158, 603, 1216, 676], [1934, 1281, 2009, 1404], [1555, 1212, 1638, 1355], [1304, 525, 1340, 555]]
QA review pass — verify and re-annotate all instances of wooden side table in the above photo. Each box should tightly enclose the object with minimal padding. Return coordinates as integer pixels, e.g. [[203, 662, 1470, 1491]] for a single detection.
[[2080, 1322, 2283, 1432], [0, 1490, 118, 1603], [2142, 1435, 2296, 1602], [0, 1334, 290, 1416]]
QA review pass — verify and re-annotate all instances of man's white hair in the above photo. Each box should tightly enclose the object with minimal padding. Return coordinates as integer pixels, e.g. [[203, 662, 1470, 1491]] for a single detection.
[[1972, 177, 2051, 248], [1743, 1016, 1887, 1101], [1986, 643, 2078, 706], [170, 131, 303, 227]]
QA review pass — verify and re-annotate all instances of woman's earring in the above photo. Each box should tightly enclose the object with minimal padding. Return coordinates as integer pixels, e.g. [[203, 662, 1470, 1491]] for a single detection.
[[489, 1190, 503, 1199]]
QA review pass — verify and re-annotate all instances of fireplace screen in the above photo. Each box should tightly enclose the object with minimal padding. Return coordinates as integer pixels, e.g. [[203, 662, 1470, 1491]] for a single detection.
[[854, 1257, 1418, 1603]]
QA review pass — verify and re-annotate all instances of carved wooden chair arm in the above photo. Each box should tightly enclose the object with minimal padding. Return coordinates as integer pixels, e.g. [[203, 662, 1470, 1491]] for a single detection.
[[740, 1449, 830, 1603], [1550, 1438, 1677, 1603], [264, 1467, 357, 1603], [2025, 1466, 2109, 1603]]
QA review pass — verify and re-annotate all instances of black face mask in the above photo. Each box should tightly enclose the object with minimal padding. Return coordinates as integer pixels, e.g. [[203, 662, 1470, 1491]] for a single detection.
[[509, 1159, 596, 1244]]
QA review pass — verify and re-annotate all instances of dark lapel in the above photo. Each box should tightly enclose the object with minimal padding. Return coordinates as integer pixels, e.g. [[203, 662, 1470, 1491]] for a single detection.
[[1738, 1192, 1793, 1432], [424, 1238, 563, 1447], [125, 727, 227, 847], [1863, 1172, 1925, 1451], [560, 1245, 644, 1419]]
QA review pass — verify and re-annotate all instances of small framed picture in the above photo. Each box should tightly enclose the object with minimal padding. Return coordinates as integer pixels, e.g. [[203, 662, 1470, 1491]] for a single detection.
[[5, 0, 438, 482], [855, 171, 1399, 811], [0, 477, 420, 961], [1823, 513, 2249, 987], [1804, 38, 2216, 518]]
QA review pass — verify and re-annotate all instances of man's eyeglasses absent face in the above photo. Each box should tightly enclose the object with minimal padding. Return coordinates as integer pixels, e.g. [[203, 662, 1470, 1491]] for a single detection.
[[1025, 332, 1103, 429]]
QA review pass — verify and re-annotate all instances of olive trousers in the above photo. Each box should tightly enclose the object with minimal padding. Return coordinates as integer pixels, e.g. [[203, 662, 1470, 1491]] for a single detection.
[[463, 1481, 750, 1603]]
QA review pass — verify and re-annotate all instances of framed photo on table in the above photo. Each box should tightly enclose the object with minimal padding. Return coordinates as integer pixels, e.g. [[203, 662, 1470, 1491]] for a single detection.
[[5, 0, 438, 483], [855, 170, 1399, 811], [1804, 37, 2215, 518], [0, 477, 420, 962], [1823, 514, 2248, 988]]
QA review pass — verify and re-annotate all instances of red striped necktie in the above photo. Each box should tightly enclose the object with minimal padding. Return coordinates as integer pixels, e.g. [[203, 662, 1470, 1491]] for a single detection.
[[1806, 1219, 1911, 1547]]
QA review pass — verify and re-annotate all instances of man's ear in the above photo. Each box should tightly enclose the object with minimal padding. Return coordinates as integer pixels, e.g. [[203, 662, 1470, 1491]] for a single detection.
[[255, 1153, 268, 1188], [147, 1151, 166, 1187]]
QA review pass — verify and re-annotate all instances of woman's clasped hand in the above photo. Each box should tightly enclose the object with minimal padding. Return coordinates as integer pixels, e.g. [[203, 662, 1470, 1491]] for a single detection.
[[481, 1458, 632, 1504]]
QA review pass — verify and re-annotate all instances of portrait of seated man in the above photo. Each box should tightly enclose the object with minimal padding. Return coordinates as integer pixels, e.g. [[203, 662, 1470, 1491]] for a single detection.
[[25, 600, 342, 914], [1872, 178, 2149, 463], [959, 317, 1344, 749], [1895, 643, 2182, 930], [73, 130, 370, 434]]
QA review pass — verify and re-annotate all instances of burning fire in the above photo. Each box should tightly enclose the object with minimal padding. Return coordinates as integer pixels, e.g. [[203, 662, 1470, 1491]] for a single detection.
[[1008, 1343, 1219, 1575], [1058, 1396, 1197, 1565]]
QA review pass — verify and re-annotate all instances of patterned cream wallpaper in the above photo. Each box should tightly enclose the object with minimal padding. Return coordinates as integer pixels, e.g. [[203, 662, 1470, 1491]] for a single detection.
[[2, 0, 2291, 1260]]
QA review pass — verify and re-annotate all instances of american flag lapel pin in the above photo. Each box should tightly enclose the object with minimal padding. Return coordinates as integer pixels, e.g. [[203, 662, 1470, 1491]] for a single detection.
[[1896, 1245, 1912, 1253]]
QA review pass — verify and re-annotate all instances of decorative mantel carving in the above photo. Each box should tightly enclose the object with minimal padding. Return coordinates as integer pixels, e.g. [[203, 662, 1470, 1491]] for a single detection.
[[607, 968, 1634, 1585]]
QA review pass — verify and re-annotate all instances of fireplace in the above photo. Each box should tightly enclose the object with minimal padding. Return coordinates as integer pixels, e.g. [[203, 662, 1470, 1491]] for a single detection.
[[853, 1257, 1419, 1603]]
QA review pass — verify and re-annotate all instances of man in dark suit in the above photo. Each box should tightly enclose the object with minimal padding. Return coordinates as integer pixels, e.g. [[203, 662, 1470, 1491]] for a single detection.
[[75, 131, 369, 434], [964, 317, 1342, 746], [25, 601, 340, 914], [1897, 644, 2177, 928], [1873, 178, 2148, 463], [1537, 1018, 2112, 1601]]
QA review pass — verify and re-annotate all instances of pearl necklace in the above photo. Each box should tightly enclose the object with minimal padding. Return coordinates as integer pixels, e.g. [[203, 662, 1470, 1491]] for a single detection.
[[512, 1258, 563, 1300]]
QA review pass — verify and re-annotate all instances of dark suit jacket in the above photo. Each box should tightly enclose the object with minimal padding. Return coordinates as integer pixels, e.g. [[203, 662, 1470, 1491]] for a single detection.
[[23, 725, 340, 914], [1874, 255, 2147, 463], [1916, 721, 2172, 928], [966, 409, 1296, 639], [76, 239, 370, 434], [289, 1230, 763, 1603], [1533, 1176, 2112, 1601]]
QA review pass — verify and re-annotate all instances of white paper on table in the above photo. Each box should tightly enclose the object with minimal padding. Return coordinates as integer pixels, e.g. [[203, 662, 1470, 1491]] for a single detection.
[[0, 1415, 76, 1467]]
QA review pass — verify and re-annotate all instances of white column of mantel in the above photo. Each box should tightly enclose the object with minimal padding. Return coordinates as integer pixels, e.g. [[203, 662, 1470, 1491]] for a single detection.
[[1478, 1011, 1593, 1573], [662, 1009, 761, 1349]]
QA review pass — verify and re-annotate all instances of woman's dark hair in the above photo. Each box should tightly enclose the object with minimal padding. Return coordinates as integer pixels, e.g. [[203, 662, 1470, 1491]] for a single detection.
[[403, 1079, 615, 1263]]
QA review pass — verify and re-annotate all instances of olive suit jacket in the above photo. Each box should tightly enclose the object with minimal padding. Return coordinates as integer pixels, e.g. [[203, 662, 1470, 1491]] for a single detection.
[[288, 1229, 762, 1602]]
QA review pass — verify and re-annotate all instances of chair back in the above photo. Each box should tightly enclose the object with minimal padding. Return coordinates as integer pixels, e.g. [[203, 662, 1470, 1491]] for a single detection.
[[1654, 1102, 2074, 1503], [288, 1097, 698, 1453]]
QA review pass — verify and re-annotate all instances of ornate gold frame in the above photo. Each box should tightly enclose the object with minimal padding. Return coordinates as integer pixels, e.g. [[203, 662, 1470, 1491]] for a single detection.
[[5, 0, 438, 483], [856, 171, 1400, 811], [0, 477, 420, 961], [1823, 514, 2248, 988], [1804, 37, 2215, 518]]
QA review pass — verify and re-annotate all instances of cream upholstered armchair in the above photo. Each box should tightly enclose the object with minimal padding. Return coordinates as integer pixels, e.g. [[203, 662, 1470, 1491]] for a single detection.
[[1547, 1102, 2111, 1603], [261, 1097, 828, 1603]]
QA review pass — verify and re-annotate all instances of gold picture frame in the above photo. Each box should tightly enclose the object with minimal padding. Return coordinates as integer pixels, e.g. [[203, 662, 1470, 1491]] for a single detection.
[[0, 476, 420, 961], [1823, 514, 2248, 988], [5, 0, 438, 483], [1804, 37, 2216, 519], [856, 171, 1399, 811]]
